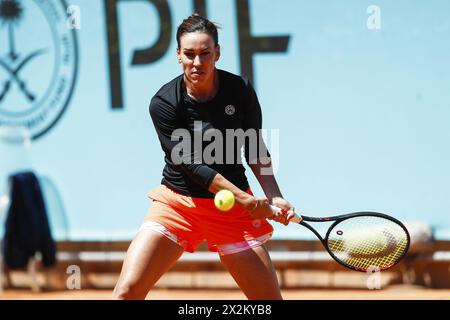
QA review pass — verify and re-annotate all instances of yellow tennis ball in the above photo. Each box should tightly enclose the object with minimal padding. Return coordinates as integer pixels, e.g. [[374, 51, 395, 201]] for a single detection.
[[214, 190, 235, 212]]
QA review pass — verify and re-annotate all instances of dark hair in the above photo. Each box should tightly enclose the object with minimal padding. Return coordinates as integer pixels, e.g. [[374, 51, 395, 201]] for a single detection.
[[176, 14, 220, 49]]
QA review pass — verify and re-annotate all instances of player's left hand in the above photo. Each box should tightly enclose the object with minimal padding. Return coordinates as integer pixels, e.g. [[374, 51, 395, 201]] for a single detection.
[[269, 197, 296, 225]]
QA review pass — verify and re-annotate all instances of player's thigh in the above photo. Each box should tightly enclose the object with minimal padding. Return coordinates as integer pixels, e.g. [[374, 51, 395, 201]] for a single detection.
[[113, 229, 183, 299], [220, 244, 282, 300]]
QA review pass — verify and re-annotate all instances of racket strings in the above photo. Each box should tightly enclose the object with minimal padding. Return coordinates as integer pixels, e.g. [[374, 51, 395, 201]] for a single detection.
[[326, 216, 409, 271]]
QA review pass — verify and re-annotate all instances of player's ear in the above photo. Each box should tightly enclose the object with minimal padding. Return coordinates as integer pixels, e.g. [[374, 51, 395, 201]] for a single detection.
[[214, 44, 220, 62], [176, 47, 182, 64]]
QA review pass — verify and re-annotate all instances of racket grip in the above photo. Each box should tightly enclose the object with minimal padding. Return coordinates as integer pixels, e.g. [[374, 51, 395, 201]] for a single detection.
[[269, 205, 302, 224]]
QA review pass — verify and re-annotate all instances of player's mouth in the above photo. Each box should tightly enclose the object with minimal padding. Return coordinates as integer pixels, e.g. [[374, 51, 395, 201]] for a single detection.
[[191, 70, 205, 78]]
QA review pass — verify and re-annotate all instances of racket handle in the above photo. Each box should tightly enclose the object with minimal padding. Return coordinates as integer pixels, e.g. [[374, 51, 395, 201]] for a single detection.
[[269, 205, 303, 224]]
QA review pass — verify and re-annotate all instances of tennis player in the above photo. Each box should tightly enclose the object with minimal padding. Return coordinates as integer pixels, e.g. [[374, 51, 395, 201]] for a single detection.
[[113, 14, 294, 300]]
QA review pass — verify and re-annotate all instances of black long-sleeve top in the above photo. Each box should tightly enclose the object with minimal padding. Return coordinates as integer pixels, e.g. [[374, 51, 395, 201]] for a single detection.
[[149, 69, 269, 198]]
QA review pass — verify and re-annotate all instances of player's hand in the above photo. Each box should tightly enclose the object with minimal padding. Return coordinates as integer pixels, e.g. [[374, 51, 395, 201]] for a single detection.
[[246, 197, 274, 219], [269, 197, 296, 225]]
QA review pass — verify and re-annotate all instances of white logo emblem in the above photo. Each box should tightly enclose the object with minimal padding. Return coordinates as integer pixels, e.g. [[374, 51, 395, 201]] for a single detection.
[[224, 105, 235, 115], [0, 0, 79, 140]]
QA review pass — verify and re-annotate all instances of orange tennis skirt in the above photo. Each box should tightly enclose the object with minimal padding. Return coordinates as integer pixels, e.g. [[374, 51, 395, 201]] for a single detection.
[[142, 184, 274, 255]]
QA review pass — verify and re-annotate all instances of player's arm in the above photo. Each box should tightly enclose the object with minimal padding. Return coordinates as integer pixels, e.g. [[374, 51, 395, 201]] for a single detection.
[[248, 158, 295, 225], [208, 173, 273, 219], [242, 80, 294, 224], [248, 157, 283, 203]]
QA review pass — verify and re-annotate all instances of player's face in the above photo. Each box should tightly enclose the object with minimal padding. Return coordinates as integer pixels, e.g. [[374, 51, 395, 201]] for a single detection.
[[177, 32, 220, 85]]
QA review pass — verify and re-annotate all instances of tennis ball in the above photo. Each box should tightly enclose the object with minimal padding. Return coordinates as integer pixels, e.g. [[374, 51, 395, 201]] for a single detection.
[[214, 190, 235, 212]]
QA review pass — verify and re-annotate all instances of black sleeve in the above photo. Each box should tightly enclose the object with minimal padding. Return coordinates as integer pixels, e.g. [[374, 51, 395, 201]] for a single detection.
[[242, 80, 271, 164], [149, 97, 218, 189]]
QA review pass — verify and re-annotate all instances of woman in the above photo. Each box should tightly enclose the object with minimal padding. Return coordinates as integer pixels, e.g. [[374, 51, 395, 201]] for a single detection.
[[113, 14, 295, 300]]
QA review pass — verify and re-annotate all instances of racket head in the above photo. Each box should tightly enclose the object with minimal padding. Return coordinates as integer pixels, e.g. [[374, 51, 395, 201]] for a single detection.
[[323, 212, 410, 272]]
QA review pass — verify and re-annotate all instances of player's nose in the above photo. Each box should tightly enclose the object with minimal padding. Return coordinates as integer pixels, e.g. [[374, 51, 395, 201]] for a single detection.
[[193, 55, 202, 66]]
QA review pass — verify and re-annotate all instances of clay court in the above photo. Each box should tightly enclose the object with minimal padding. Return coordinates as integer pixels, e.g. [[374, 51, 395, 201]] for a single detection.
[[1, 285, 450, 300], [1, 238, 450, 301]]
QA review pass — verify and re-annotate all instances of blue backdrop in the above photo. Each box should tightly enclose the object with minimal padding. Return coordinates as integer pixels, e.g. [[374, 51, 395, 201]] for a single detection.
[[0, 0, 449, 240]]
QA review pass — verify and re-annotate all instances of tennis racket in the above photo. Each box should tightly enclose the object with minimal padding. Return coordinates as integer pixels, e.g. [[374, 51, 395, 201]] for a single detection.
[[270, 206, 410, 272]]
